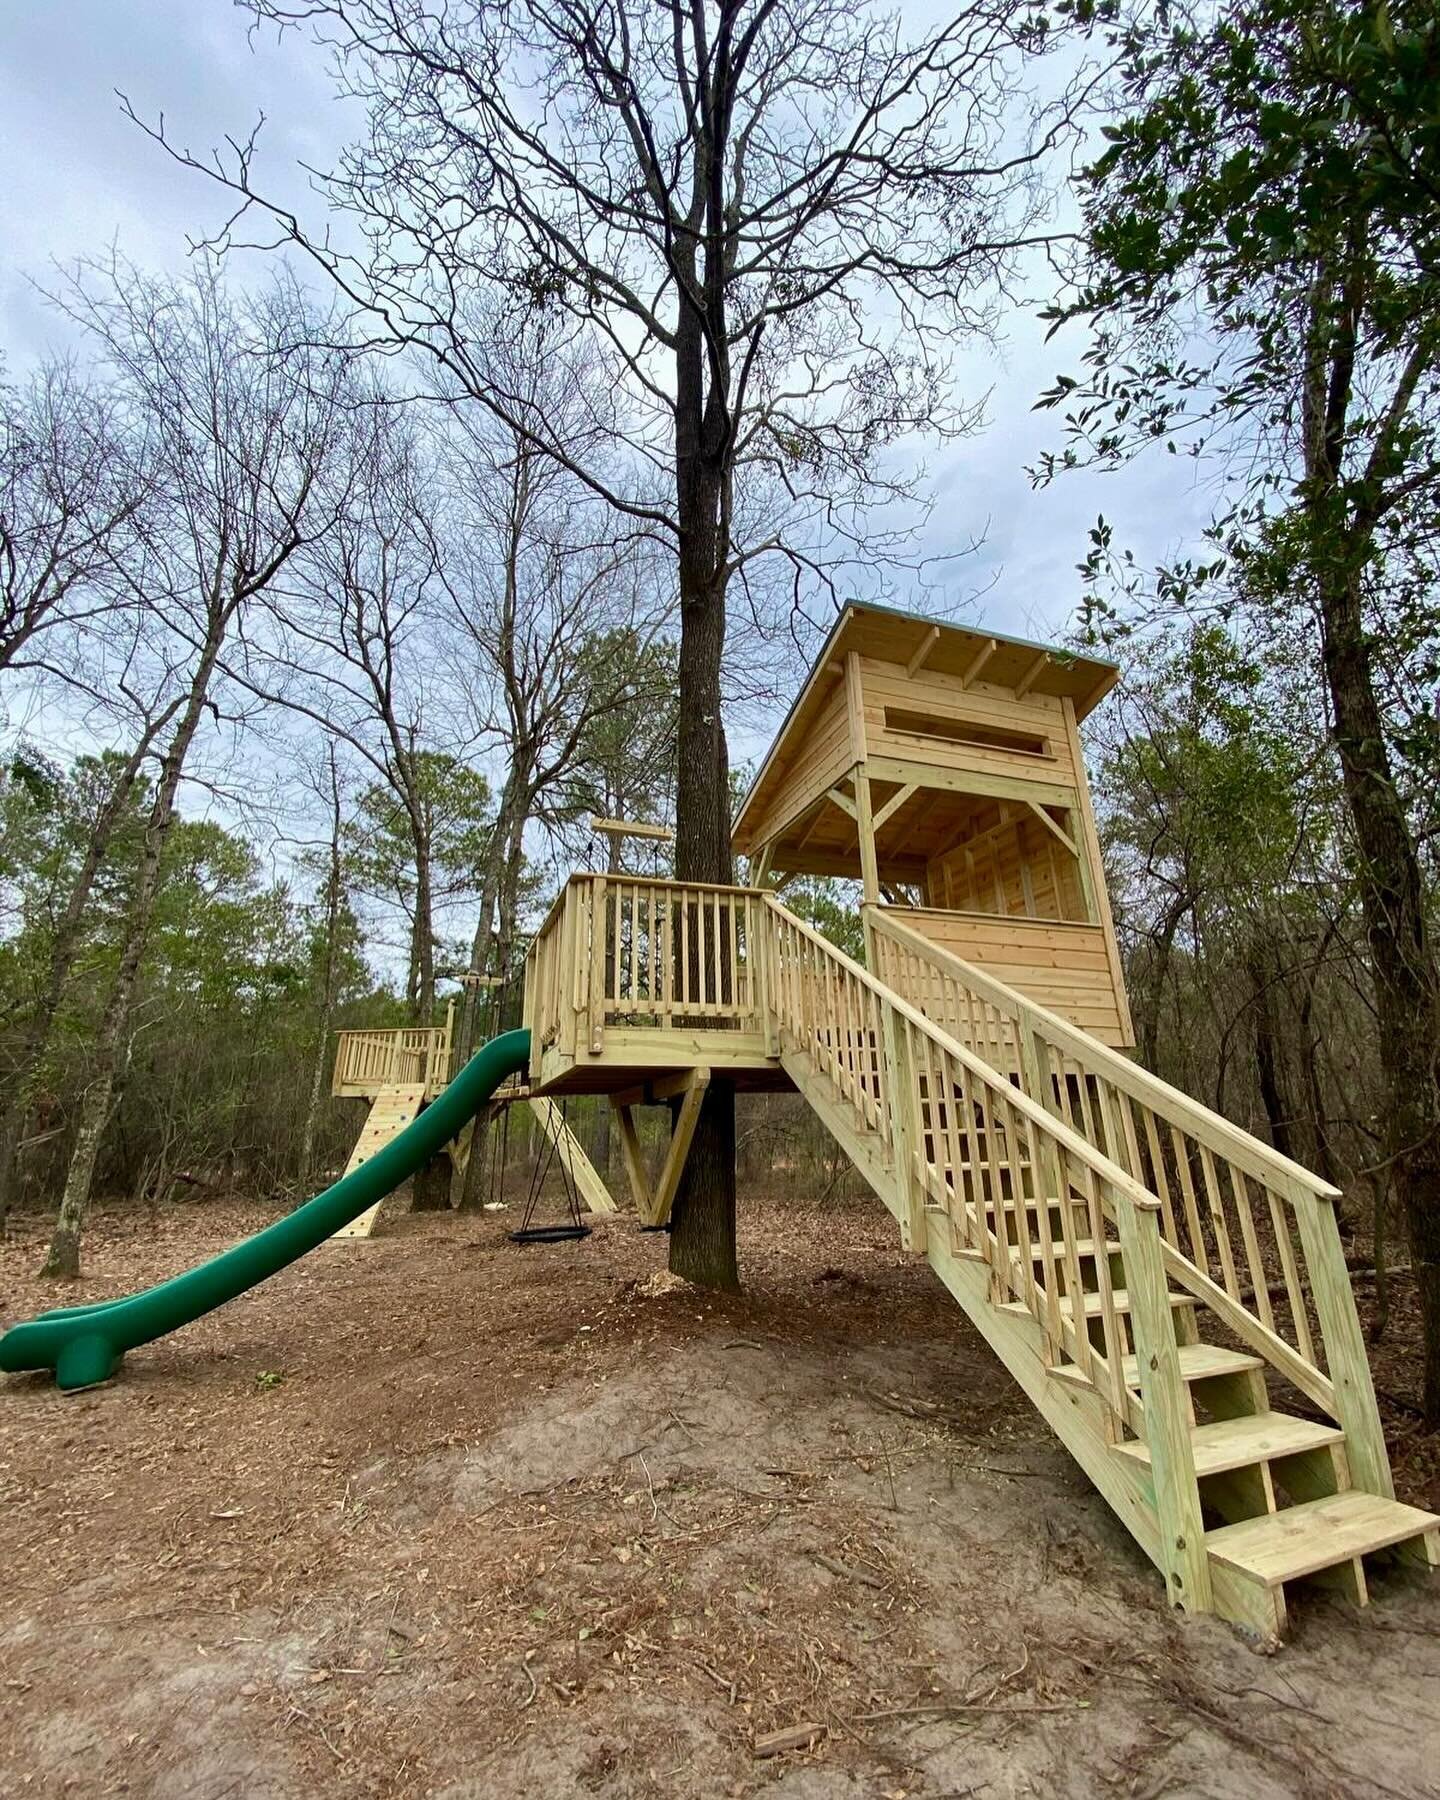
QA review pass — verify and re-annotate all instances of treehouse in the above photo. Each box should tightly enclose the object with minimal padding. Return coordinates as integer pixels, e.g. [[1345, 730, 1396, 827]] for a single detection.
[[731, 604, 1135, 1049], [325, 600, 1439, 1642]]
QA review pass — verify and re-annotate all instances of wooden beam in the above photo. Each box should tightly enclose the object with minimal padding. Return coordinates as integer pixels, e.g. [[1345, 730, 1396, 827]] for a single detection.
[[792, 796, 832, 855], [826, 783, 858, 821], [751, 841, 775, 888], [932, 802, 1015, 867], [590, 815, 674, 842], [960, 636, 998, 690], [855, 769, 880, 906], [865, 753, 1079, 813], [529, 1099, 618, 1214], [1013, 649, 1049, 700], [612, 1101, 650, 1215], [608, 1068, 708, 1110], [1024, 800, 1079, 860], [646, 1067, 711, 1228], [905, 624, 941, 679], [871, 782, 916, 834], [768, 847, 930, 881]]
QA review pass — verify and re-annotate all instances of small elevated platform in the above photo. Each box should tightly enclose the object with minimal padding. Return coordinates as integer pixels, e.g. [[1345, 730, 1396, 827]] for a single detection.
[[524, 875, 791, 1096]]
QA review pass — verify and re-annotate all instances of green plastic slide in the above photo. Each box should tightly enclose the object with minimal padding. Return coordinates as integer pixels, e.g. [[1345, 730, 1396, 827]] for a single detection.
[[0, 1027, 531, 1394]]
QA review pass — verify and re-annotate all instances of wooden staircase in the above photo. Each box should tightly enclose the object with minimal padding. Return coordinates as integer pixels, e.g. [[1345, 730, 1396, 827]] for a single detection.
[[759, 895, 1439, 1643]]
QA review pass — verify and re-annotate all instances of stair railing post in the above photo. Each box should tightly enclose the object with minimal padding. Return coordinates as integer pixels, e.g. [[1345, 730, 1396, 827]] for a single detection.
[[884, 1002, 927, 1253], [588, 876, 608, 1056], [1290, 1185, 1395, 1498], [1111, 1184, 1212, 1614]]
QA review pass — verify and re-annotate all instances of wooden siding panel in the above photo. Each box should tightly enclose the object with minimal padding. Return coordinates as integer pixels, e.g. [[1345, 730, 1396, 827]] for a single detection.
[[745, 679, 852, 852], [893, 908, 1132, 1047]]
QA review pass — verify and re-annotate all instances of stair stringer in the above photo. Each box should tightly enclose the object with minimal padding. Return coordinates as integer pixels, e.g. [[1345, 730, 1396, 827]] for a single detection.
[[923, 1224, 1164, 1575]]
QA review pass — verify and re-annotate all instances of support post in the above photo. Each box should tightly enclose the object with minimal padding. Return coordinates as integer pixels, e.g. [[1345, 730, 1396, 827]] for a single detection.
[[588, 876, 607, 1055], [854, 770, 880, 907], [610, 1070, 712, 1228], [1112, 1193, 1211, 1613], [529, 1099, 618, 1215], [1291, 1190, 1395, 1498]]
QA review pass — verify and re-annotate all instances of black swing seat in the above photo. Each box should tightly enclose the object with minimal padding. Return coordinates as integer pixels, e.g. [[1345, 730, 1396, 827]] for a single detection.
[[508, 1223, 592, 1246]]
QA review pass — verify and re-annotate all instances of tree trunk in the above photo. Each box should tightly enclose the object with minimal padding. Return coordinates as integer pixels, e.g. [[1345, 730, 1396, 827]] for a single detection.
[[458, 790, 530, 1213], [1320, 563, 1440, 1419], [0, 724, 164, 1233], [666, 350, 739, 1286], [1138, 890, 1188, 1072], [42, 638, 223, 1278], [1248, 948, 1293, 1160], [298, 771, 345, 1195]]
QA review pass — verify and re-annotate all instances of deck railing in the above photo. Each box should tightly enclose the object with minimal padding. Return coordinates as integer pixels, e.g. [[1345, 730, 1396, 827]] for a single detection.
[[866, 905, 1390, 1495], [526, 873, 767, 1062], [332, 1022, 453, 1096]]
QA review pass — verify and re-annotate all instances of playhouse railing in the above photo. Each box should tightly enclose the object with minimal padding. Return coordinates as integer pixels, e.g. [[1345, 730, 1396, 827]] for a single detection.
[[866, 906, 1391, 1495], [332, 1022, 453, 1096], [526, 873, 767, 1060]]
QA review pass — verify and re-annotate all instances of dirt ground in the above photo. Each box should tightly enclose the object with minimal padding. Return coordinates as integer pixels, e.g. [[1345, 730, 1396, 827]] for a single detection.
[[2, 1187, 1438, 1800]]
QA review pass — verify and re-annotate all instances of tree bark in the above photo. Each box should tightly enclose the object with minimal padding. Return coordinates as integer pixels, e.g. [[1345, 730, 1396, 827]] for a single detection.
[[1319, 563, 1440, 1418], [666, 287, 739, 1287], [42, 629, 224, 1278], [1248, 947, 1294, 1160], [298, 765, 345, 1195]]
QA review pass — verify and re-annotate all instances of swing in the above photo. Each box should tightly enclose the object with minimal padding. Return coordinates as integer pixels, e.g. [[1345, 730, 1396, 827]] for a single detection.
[[504, 1092, 592, 1246]]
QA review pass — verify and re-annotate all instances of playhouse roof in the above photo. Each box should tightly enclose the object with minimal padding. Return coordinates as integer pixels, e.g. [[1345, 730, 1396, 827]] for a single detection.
[[731, 602, 1118, 855]]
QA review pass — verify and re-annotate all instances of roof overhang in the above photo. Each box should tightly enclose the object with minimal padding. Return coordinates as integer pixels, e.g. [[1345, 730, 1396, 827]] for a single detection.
[[732, 603, 1118, 857]]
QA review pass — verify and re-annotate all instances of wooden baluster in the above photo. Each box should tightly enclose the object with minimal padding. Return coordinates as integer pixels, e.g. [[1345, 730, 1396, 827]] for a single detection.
[[1020, 1105, 1064, 1356], [941, 1044, 973, 1247], [1264, 1184, 1316, 1363], [1140, 1105, 1180, 1249], [980, 1076, 1020, 1301], [1231, 1168, 1275, 1333], [1198, 1143, 1241, 1299], [1171, 1126, 1210, 1275], [1082, 1161, 1124, 1406]]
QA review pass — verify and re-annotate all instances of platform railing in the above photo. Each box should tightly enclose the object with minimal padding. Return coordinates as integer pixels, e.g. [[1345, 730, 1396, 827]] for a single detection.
[[332, 1022, 453, 1096], [865, 906, 1391, 1496], [526, 873, 766, 1061]]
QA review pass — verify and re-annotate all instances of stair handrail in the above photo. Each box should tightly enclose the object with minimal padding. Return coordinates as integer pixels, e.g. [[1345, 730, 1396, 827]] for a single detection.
[[867, 907, 1339, 1203], [761, 893, 1214, 1608], [763, 895, 1158, 1213], [865, 906, 1393, 1497]]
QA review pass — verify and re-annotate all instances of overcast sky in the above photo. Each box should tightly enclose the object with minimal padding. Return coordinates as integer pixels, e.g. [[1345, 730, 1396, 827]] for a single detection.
[[2, 1, 1215, 649]]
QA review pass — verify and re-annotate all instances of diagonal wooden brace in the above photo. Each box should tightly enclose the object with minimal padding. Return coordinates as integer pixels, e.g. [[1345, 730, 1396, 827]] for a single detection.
[[610, 1067, 711, 1228]]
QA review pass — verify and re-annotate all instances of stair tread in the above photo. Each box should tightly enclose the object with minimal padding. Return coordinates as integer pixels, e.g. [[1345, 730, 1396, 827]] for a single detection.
[[1051, 1341, 1264, 1392], [1206, 1491, 1440, 1586], [1115, 1411, 1343, 1477], [1027, 1238, 1119, 1261]]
